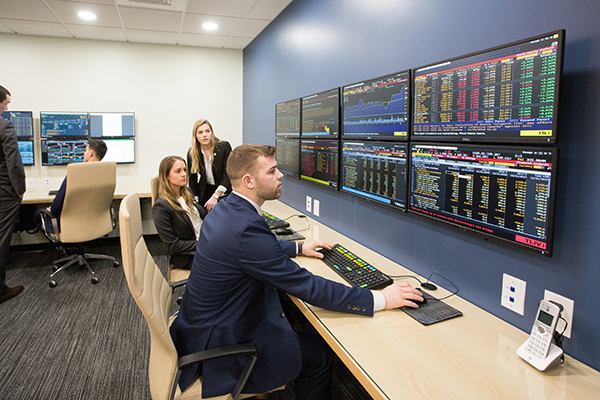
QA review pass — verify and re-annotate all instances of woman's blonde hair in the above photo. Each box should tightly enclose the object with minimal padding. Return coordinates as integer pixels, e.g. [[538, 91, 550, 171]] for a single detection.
[[189, 119, 221, 174], [158, 156, 194, 213]]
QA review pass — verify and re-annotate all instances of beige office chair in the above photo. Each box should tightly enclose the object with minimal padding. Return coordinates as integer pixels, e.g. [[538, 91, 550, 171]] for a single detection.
[[150, 175, 192, 286], [119, 193, 264, 400], [42, 162, 119, 288]]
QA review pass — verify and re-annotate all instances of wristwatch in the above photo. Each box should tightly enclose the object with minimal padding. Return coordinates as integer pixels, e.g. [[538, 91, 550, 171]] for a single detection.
[[298, 242, 303, 255], [213, 193, 220, 200]]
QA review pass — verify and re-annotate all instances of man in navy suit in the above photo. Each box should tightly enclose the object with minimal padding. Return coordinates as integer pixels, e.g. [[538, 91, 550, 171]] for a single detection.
[[170, 144, 423, 399]]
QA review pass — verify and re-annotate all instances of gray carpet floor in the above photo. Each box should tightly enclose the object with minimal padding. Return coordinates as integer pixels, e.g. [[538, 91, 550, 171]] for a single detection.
[[0, 238, 372, 400]]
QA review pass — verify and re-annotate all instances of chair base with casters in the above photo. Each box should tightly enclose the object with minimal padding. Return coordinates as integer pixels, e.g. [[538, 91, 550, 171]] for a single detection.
[[48, 243, 120, 288]]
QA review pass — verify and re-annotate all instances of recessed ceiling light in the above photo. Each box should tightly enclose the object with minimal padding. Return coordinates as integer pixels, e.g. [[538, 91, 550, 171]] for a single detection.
[[202, 22, 218, 31], [78, 11, 97, 21]]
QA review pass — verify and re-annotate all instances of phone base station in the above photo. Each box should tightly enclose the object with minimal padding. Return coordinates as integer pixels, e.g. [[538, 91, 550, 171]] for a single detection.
[[517, 339, 564, 371]]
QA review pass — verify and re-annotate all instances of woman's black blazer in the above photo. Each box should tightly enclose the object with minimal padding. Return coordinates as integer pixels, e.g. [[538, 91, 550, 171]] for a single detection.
[[187, 141, 232, 200], [152, 197, 206, 269]]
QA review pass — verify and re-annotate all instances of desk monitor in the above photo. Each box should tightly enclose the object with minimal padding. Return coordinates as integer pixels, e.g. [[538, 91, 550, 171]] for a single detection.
[[103, 138, 135, 164], [412, 30, 565, 143], [41, 139, 88, 166], [276, 138, 300, 178], [89, 112, 135, 138], [18, 139, 34, 166], [276, 99, 301, 138], [301, 88, 339, 138], [300, 139, 339, 189], [341, 141, 408, 210], [2, 111, 34, 138], [40, 112, 89, 138], [342, 70, 410, 141], [409, 143, 557, 256]]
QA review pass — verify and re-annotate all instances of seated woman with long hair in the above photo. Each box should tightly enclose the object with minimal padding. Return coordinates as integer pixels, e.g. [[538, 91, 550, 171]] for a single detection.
[[152, 156, 206, 269]]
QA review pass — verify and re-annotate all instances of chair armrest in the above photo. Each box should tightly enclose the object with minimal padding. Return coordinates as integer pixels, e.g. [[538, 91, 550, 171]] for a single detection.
[[169, 279, 188, 290], [39, 209, 60, 243], [172, 342, 259, 400]]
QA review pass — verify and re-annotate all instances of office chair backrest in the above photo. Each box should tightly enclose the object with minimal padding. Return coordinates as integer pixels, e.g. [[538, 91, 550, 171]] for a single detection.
[[119, 193, 179, 400], [151, 176, 159, 205], [60, 161, 117, 243]]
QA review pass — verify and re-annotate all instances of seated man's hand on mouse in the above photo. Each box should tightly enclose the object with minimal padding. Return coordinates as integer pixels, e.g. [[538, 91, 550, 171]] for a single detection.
[[381, 283, 424, 309]]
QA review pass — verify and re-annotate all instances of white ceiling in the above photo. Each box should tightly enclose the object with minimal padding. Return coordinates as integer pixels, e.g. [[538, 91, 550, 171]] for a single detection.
[[0, 0, 292, 50]]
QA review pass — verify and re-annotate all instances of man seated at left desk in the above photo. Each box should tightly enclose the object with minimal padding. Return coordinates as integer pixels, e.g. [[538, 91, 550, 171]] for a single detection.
[[33, 139, 107, 233]]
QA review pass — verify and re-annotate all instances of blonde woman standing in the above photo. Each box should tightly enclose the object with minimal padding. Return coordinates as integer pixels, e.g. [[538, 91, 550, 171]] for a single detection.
[[186, 119, 232, 213]]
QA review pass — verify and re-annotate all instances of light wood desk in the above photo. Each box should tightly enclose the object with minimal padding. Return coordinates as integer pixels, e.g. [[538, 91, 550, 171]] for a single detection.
[[262, 201, 600, 400], [21, 184, 152, 204]]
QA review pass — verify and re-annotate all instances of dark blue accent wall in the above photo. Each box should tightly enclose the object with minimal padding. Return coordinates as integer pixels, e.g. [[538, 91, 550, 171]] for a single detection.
[[243, 0, 600, 371]]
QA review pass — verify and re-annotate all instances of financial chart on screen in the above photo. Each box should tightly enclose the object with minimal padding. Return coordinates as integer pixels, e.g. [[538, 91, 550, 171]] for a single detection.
[[342, 70, 410, 140]]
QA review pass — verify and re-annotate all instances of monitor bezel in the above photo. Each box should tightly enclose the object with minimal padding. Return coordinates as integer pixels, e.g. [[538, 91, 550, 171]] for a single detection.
[[411, 29, 565, 144], [341, 70, 411, 142], [2, 111, 34, 139], [299, 138, 340, 190], [39, 111, 90, 139], [102, 138, 136, 164], [276, 137, 301, 179], [88, 111, 136, 139], [40, 138, 89, 166], [17, 138, 35, 166], [301, 87, 340, 139], [407, 142, 558, 257], [275, 99, 301, 139], [340, 140, 409, 211]]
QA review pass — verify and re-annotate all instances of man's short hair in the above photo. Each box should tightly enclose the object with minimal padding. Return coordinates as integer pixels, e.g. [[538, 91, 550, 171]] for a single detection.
[[226, 144, 277, 183], [88, 138, 108, 160], [0, 85, 11, 103]]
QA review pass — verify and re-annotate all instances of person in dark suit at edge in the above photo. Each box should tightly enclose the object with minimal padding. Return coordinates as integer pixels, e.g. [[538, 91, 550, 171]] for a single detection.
[[152, 155, 206, 270], [32, 138, 107, 233], [186, 119, 232, 214], [170, 144, 424, 400], [0, 85, 26, 304]]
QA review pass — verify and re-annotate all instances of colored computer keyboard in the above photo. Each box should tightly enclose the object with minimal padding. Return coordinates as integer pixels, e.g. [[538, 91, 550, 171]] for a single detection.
[[262, 211, 290, 229], [318, 244, 394, 290]]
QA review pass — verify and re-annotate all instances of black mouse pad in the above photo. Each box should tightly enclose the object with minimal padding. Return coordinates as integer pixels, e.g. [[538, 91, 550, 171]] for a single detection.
[[401, 291, 463, 325]]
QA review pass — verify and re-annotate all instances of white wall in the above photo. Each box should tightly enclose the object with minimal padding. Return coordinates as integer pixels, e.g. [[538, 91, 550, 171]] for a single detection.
[[0, 34, 243, 190]]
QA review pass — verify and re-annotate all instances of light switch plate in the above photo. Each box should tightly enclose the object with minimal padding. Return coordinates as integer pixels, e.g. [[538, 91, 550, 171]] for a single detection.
[[313, 199, 320, 217], [501, 273, 526, 315]]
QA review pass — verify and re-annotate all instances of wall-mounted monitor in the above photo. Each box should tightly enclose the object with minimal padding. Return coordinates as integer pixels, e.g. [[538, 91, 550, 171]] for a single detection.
[[300, 139, 339, 189], [301, 88, 339, 138], [412, 30, 565, 143], [408, 143, 557, 256], [342, 70, 410, 141], [2, 111, 34, 138], [89, 112, 135, 138], [103, 138, 135, 164], [276, 99, 301, 138], [18, 139, 34, 166], [40, 112, 89, 138], [341, 141, 408, 210], [41, 139, 88, 166], [276, 138, 300, 178]]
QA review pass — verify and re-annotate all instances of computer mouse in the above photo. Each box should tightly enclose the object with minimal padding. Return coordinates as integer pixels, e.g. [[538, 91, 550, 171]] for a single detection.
[[275, 227, 294, 235], [413, 289, 427, 305]]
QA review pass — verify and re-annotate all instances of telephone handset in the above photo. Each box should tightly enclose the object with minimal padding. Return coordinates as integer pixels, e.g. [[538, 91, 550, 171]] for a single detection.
[[517, 299, 564, 371]]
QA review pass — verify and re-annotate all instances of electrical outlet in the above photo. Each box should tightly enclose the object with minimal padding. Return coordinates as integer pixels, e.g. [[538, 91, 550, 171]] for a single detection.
[[544, 290, 574, 338], [313, 199, 320, 217], [501, 273, 526, 315], [306, 196, 312, 213], [26, 177, 35, 188], [44, 177, 51, 187]]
